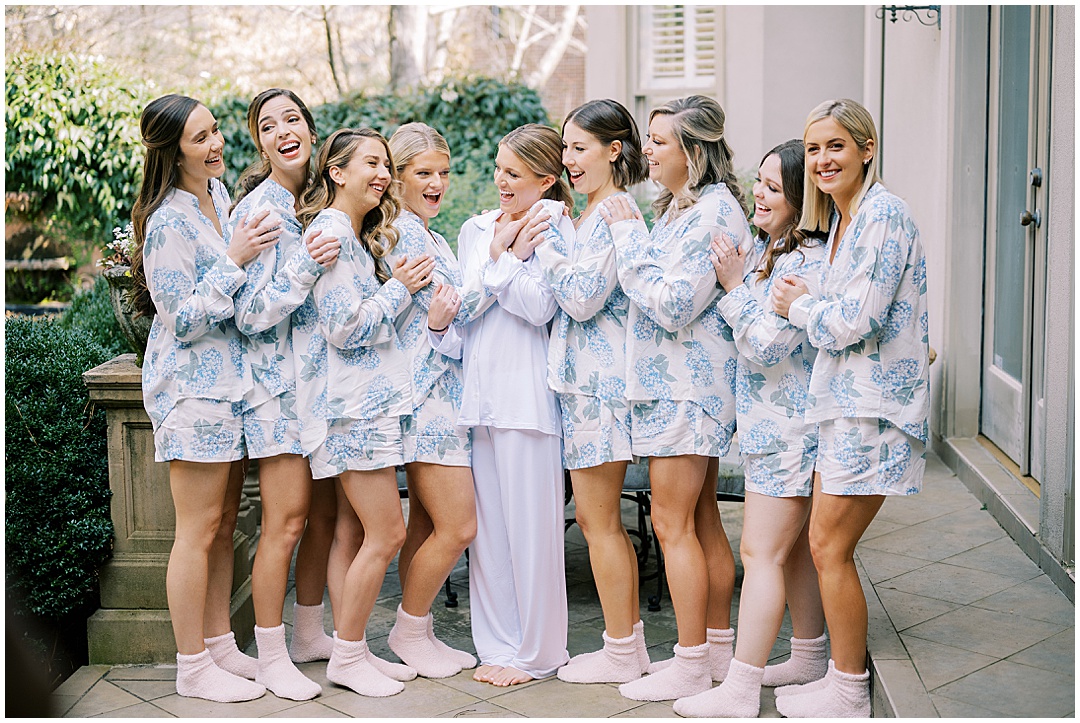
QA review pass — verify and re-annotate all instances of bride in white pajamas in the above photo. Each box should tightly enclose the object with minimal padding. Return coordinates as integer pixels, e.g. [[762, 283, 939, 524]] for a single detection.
[[598, 95, 756, 703], [429, 123, 575, 687]]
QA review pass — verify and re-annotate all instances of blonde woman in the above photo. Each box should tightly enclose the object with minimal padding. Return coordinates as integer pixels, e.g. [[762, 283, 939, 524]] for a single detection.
[[771, 99, 928, 718], [384, 122, 478, 678], [598, 95, 755, 702], [295, 128, 434, 697], [430, 124, 575, 687]]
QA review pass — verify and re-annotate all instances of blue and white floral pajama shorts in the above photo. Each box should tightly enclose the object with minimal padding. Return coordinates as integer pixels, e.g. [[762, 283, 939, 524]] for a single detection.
[[308, 415, 407, 480], [403, 376, 471, 467], [242, 391, 304, 460], [816, 417, 925, 496], [629, 399, 735, 459], [558, 392, 635, 470], [153, 397, 246, 463]]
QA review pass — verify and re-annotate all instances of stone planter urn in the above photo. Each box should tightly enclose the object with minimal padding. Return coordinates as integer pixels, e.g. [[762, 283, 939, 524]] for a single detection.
[[103, 265, 153, 364]]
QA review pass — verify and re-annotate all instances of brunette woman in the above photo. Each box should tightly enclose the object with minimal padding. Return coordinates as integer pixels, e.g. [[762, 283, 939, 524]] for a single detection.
[[133, 93, 280, 702], [228, 88, 341, 700], [674, 139, 827, 717]]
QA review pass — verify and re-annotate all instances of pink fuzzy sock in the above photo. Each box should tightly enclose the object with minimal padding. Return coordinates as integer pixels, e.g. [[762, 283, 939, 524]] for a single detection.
[[762, 632, 828, 687], [255, 624, 321, 700], [289, 603, 334, 663], [326, 633, 404, 698], [618, 642, 711, 702], [646, 627, 734, 681], [673, 658, 764, 718], [557, 629, 643, 684], [388, 605, 461, 678], [428, 613, 476, 669], [176, 649, 266, 703], [774, 660, 870, 718], [204, 631, 258, 680]]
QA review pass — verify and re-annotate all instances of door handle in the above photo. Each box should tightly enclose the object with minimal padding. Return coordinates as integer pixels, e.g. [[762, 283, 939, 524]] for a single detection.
[[1029, 168, 1043, 187], [1020, 209, 1042, 228]]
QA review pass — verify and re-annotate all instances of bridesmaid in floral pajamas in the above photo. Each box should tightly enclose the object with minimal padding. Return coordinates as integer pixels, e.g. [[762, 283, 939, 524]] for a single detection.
[[295, 127, 434, 697], [133, 94, 281, 702], [675, 139, 828, 718], [598, 95, 756, 703], [383, 122, 478, 679], [771, 99, 929, 718], [519, 100, 652, 685], [227, 88, 342, 701]]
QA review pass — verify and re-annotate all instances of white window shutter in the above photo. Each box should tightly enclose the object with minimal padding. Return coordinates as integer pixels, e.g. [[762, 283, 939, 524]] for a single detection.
[[641, 5, 717, 89]]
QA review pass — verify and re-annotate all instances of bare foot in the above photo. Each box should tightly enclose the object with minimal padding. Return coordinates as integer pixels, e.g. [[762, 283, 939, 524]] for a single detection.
[[474, 664, 503, 683], [491, 666, 533, 687]]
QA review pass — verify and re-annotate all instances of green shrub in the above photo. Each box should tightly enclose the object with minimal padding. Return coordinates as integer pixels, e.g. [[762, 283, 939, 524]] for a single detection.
[[60, 274, 129, 357], [5, 53, 149, 262], [5, 316, 113, 621]]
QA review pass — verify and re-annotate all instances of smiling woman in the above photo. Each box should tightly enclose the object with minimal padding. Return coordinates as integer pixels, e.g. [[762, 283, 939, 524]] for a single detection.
[[131, 93, 284, 704]]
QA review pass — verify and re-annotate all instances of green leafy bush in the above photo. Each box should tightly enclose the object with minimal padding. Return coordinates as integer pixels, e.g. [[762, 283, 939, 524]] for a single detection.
[[6, 316, 114, 621], [60, 274, 129, 357], [5, 53, 149, 260]]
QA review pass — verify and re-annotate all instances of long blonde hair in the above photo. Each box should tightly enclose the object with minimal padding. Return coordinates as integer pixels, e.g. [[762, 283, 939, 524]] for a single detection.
[[500, 124, 575, 212], [799, 99, 882, 234], [297, 128, 401, 283], [649, 95, 747, 220]]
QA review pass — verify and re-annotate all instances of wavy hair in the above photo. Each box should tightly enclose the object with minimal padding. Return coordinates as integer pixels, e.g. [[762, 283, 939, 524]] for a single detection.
[[129, 94, 201, 318], [753, 139, 824, 282], [499, 124, 575, 212], [799, 98, 882, 234], [231, 88, 317, 210], [563, 99, 648, 190], [297, 128, 401, 283], [649, 95, 748, 220]]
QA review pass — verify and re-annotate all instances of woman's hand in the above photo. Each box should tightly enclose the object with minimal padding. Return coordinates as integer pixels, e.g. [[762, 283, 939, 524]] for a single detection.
[[427, 283, 461, 332], [510, 207, 552, 261], [489, 214, 528, 261], [710, 231, 745, 292], [305, 229, 341, 268], [227, 209, 281, 266], [597, 195, 642, 226], [392, 253, 436, 293], [771, 275, 810, 318]]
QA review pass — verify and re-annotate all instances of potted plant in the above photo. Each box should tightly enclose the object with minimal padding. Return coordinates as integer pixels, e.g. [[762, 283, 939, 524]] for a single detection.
[[98, 223, 152, 363]]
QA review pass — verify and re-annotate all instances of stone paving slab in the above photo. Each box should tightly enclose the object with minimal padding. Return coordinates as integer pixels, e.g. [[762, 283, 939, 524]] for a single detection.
[[53, 453, 1075, 718]]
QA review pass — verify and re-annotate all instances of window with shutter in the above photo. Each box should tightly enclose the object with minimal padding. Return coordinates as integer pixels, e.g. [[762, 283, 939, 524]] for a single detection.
[[639, 5, 717, 89]]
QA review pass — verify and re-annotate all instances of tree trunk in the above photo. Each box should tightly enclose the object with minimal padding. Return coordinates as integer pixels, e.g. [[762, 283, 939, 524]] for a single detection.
[[389, 5, 427, 90], [526, 4, 580, 88]]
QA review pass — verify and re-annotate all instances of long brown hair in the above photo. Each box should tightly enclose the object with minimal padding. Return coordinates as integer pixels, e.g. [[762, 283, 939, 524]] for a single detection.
[[129, 94, 201, 318], [755, 139, 823, 281], [297, 128, 401, 283], [500, 124, 575, 212], [649, 95, 748, 220], [231, 88, 317, 210]]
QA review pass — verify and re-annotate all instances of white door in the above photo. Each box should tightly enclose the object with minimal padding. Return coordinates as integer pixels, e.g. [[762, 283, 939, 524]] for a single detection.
[[981, 5, 1051, 479]]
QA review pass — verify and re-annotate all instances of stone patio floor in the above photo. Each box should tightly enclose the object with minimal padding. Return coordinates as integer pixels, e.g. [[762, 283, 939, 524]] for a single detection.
[[53, 452, 1074, 718]]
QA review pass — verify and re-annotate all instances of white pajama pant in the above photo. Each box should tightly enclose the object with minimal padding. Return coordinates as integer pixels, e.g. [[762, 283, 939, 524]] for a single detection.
[[469, 426, 569, 678]]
